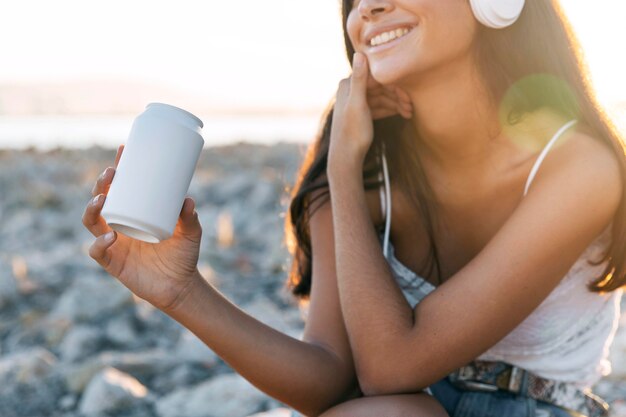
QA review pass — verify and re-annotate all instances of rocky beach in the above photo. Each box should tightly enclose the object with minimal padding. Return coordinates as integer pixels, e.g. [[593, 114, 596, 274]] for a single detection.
[[0, 143, 624, 416]]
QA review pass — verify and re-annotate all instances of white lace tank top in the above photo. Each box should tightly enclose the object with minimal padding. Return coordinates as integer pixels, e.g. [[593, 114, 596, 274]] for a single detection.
[[377, 119, 623, 390]]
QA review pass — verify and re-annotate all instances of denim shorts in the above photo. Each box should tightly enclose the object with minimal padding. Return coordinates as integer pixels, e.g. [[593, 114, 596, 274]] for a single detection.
[[429, 375, 579, 417], [289, 376, 579, 417]]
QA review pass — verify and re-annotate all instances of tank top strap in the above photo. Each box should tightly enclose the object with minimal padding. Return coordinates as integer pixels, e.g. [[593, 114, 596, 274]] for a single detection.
[[523, 119, 578, 197]]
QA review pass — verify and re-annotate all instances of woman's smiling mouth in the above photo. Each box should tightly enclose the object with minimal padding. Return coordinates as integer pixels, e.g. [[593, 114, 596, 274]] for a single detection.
[[366, 25, 417, 53]]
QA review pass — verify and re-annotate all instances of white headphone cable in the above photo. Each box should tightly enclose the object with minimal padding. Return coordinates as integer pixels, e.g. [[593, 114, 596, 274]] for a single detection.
[[381, 142, 392, 258]]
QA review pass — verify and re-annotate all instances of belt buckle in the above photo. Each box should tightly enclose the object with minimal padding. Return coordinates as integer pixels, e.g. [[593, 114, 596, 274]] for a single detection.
[[455, 379, 500, 392], [450, 368, 499, 393], [457, 366, 475, 380], [507, 367, 524, 393]]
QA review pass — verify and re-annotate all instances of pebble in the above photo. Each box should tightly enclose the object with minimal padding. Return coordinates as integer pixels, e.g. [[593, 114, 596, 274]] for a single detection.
[[0, 347, 57, 385], [78, 367, 149, 415], [155, 372, 268, 417], [58, 325, 103, 363], [49, 275, 134, 323]]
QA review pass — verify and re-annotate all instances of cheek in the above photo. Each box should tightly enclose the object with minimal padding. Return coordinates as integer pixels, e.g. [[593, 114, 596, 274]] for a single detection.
[[433, 1, 476, 40], [345, 15, 359, 51]]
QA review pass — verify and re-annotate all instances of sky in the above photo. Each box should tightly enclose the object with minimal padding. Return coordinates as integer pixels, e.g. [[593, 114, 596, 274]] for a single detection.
[[1, 0, 625, 113]]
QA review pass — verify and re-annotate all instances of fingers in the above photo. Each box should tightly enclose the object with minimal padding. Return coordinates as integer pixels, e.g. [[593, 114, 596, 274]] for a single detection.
[[369, 95, 402, 113], [91, 167, 116, 197], [349, 52, 369, 103], [90, 144, 123, 197], [371, 108, 400, 120], [368, 89, 413, 120], [394, 86, 411, 102], [397, 100, 413, 119], [393, 86, 413, 110], [176, 197, 202, 240], [84, 145, 124, 238], [114, 144, 125, 168], [89, 230, 117, 269], [82, 193, 113, 237], [368, 95, 398, 120], [366, 78, 414, 120], [91, 144, 123, 196]]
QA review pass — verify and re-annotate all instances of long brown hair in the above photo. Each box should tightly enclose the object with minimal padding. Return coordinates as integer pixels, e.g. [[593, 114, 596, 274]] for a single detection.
[[283, 0, 626, 302]]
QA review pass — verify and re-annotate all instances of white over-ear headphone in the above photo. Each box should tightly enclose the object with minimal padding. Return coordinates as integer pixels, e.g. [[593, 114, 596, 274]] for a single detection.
[[469, 0, 526, 29]]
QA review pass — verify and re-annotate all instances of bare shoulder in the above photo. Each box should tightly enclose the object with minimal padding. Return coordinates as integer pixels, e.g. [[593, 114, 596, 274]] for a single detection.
[[529, 129, 623, 208], [547, 129, 619, 171]]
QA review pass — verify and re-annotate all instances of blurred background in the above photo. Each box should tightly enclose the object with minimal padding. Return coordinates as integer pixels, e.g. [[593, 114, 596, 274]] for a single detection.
[[1, 0, 625, 149], [0, 1, 624, 417]]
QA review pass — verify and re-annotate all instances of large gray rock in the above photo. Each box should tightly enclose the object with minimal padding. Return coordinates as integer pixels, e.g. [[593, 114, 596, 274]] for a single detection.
[[62, 348, 180, 393], [78, 367, 149, 415], [0, 374, 65, 417], [16, 242, 79, 290], [58, 325, 103, 363], [155, 373, 268, 417], [42, 317, 73, 348], [105, 312, 139, 347], [0, 257, 19, 308], [58, 394, 78, 411], [50, 275, 133, 322], [0, 347, 57, 385], [2, 314, 72, 354], [133, 298, 182, 348]]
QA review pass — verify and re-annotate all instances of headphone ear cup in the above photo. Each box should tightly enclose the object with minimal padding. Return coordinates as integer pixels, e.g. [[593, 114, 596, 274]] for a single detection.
[[469, 0, 525, 29]]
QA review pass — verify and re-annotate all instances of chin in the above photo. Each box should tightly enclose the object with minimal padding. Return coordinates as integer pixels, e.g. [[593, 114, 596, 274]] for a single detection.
[[369, 61, 414, 87]]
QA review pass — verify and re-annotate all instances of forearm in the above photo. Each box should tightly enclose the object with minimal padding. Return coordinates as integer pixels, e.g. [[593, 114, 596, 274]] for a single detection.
[[166, 270, 357, 416], [328, 163, 413, 392]]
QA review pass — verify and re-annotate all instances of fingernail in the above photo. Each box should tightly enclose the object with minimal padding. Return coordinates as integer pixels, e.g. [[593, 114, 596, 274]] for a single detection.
[[105, 231, 115, 242], [92, 195, 101, 205], [353, 52, 363, 69]]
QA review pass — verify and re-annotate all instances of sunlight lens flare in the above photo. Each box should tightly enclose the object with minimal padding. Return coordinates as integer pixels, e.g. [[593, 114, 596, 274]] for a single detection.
[[498, 73, 581, 152]]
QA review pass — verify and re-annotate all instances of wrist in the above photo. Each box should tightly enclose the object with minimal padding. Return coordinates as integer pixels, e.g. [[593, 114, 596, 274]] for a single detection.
[[327, 157, 363, 186], [162, 268, 207, 316]]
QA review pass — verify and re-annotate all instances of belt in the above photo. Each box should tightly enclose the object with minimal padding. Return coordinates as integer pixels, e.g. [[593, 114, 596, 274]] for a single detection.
[[447, 360, 609, 417]]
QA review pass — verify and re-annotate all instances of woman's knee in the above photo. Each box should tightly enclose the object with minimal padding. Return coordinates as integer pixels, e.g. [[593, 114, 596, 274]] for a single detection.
[[317, 392, 449, 417]]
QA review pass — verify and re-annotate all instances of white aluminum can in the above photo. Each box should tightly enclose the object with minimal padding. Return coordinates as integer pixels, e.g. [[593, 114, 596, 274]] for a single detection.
[[101, 102, 204, 243]]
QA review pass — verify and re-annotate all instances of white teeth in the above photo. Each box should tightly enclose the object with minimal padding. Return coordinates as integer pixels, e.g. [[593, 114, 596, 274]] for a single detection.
[[370, 27, 411, 47]]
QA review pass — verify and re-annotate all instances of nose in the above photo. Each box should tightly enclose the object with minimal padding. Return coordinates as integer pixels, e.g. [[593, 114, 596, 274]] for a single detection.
[[357, 0, 393, 20]]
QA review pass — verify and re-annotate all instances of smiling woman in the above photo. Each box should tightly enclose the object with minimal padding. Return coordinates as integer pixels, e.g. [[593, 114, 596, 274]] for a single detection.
[[79, 1, 624, 417], [284, 0, 625, 416]]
